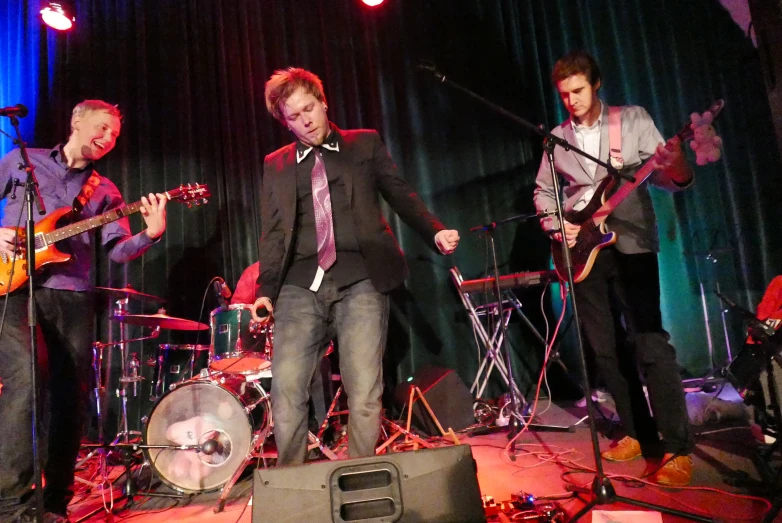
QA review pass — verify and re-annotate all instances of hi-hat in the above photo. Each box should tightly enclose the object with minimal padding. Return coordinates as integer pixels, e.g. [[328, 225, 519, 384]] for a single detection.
[[95, 285, 166, 303], [112, 313, 208, 331]]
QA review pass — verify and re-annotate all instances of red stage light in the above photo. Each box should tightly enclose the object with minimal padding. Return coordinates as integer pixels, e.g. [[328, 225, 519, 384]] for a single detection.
[[362, 0, 385, 6], [40, 2, 75, 31]]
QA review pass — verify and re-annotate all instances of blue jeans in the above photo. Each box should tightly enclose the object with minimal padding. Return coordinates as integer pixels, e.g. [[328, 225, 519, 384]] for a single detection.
[[271, 276, 388, 465]]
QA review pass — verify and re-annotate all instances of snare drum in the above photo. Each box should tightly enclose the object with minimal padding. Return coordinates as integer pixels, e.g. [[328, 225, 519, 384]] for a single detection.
[[144, 375, 270, 493], [210, 304, 272, 375], [150, 344, 210, 401]]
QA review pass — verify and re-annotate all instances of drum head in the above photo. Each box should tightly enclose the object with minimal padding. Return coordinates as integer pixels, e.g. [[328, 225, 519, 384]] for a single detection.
[[144, 380, 253, 493], [209, 355, 271, 375]]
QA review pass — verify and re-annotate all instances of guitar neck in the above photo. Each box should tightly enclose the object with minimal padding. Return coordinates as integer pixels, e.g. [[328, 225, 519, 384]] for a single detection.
[[591, 160, 655, 227], [44, 197, 166, 244]]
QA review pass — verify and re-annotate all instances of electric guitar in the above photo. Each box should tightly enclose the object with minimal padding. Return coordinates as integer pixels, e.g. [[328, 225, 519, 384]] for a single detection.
[[551, 100, 724, 283], [0, 183, 210, 295]]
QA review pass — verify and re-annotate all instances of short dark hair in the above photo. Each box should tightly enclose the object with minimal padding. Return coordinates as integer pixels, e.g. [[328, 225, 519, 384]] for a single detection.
[[264, 67, 327, 123], [551, 50, 601, 87]]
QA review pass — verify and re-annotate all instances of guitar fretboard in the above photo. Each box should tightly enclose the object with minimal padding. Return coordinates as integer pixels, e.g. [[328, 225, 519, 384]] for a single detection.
[[43, 197, 168, 245]]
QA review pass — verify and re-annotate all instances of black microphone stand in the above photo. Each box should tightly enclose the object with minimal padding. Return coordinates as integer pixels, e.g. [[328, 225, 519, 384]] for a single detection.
[[8, 114, 47, 523], [420, 63, 712, 522]]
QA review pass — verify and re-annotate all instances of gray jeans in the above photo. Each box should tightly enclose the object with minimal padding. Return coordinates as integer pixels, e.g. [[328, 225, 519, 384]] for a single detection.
[[270, 276, 388, 465]]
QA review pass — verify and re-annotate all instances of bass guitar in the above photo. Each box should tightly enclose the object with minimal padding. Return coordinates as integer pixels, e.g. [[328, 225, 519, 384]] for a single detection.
[[551, 101, 724, 283]]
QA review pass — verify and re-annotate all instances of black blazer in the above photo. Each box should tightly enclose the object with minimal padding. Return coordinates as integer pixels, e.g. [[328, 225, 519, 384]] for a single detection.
[[257, 126, 445, 301]]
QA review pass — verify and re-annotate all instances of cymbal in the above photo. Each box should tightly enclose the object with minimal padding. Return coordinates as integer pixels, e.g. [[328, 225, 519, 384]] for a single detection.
[[112, 313, 209, 331], [95, 285, 166, 303]]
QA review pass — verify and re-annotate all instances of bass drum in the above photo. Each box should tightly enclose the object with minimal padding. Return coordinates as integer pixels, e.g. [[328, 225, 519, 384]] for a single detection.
[[143, 376, 269, 493]]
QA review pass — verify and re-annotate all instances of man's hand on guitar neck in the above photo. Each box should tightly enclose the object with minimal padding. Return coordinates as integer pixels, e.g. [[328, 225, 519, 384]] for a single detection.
[[140, 193, 168, 240], [0, 228, 24, 259], [653, 136, 694, 186], [551, 220, 581, 248]]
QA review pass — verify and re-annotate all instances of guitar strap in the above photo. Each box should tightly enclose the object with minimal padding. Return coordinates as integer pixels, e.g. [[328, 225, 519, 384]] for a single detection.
[[71, 170, 102, 215], [608, 106, 624, 170]]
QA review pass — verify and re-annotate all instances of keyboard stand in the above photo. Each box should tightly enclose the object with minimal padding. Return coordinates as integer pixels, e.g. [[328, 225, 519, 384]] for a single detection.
[[451, 267, 576, 433]]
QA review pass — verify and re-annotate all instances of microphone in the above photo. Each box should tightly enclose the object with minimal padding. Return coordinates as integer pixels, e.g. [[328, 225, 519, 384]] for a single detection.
[[0, 104, 28, 118], [200, 438, 222, 455], [213, 277, 232, 301]]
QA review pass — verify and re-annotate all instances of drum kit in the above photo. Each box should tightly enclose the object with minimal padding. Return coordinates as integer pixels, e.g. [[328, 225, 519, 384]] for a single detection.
[[84, 285, 278, 511]]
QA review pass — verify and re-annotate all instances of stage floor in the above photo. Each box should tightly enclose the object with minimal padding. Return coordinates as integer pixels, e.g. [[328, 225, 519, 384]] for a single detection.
[[67, 396, 779, 522]]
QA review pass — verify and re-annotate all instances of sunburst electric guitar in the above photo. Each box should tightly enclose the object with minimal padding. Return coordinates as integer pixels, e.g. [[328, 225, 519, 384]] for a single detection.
[[551, 100, 725, 283], [0, 183, 210, 295]]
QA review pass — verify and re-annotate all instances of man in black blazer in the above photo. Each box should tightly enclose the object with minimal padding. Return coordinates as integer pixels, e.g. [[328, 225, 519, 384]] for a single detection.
[[250, 67, 460, 465]]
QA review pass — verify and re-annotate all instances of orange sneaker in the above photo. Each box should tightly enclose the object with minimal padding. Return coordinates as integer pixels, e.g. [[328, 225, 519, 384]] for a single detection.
[[601, 436, 642, 462], [651, 453, 693, 486]]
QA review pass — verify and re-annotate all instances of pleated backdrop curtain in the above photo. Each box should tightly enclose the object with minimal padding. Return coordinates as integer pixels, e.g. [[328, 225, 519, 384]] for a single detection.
[[2, 0, 780, 400]]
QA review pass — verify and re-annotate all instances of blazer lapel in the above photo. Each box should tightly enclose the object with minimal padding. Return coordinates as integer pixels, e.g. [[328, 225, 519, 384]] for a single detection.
[[324, 126, 354, 206]]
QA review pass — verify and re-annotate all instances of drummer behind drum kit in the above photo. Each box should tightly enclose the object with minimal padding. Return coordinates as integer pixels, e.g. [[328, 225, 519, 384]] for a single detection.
[[86, 284, 277, 512]]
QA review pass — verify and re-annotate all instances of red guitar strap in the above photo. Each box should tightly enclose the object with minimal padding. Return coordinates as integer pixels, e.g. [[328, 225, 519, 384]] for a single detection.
[[71, 170, 102, 214]]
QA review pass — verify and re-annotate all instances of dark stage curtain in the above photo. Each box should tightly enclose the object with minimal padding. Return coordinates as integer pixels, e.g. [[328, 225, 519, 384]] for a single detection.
[[3, 0, 781, 402]]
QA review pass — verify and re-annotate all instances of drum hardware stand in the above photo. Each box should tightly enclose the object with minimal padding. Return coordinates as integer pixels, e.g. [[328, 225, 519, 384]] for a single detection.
[[714, 293, 782, 522], [73, 442, 193, 522], [304, 383, 348, 461], [685, 231, 736, 391], [75, 328, 160, 493], [100, 327, 160, 443], [759, 355, 782, 523], [418, 62, 713, 520]]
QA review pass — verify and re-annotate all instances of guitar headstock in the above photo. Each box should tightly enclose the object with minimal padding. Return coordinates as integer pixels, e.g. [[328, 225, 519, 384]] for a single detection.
[[675, 100, 725, 166], [167, 183, 211, 207]]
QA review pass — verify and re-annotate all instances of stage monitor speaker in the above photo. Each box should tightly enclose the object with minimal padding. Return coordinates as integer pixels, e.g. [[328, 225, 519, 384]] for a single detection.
[[252, 444, 485, 523], [394, 366, 475, 436]]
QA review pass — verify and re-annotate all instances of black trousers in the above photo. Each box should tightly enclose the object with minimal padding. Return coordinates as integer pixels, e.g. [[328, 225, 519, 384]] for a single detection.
[[574, 248, 694, 455], [0, 288, 95, 516]]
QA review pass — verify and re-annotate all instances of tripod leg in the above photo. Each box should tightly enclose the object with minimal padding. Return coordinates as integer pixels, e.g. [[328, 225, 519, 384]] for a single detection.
[[614, 495, 713, 522]]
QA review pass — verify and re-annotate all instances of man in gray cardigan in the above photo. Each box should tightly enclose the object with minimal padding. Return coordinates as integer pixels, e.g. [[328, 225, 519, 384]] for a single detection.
[[534, 50, 695, 486]]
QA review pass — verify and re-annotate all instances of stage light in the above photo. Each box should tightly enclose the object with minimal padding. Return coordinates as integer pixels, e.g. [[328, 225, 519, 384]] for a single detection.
[[362, 0, 385, 6], [40, 2, 75, 31]]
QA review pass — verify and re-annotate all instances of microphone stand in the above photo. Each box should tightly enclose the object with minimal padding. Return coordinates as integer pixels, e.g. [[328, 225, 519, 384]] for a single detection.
[[420, 63, 712, 522], [468, 210, 555, 233], [8, 114, 47, 523]]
